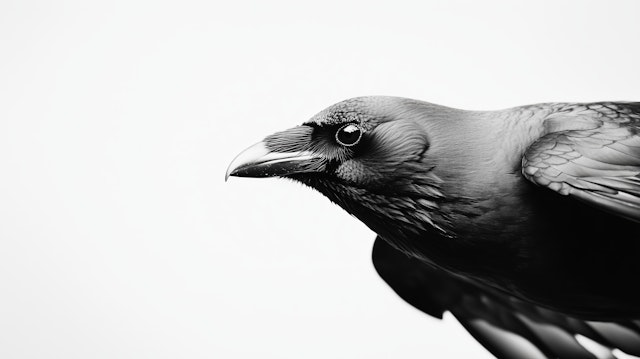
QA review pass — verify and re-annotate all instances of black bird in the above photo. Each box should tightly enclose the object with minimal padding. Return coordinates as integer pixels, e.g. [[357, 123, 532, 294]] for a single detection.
[[226, 97, 640, 358]]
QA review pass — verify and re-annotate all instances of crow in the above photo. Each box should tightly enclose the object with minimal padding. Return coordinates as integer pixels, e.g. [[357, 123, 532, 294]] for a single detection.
[[226, 97, 640, 358]]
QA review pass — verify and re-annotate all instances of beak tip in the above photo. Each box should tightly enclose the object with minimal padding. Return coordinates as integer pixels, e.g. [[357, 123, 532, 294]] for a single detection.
[[226, 142, 267, 182], [224, 169, 237, 182], [225, 141, 271, 181], [224, 165, 237, 182]]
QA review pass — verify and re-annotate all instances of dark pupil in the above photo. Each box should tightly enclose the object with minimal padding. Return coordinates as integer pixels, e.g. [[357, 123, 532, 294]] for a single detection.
[[337, 125, 361, 145]]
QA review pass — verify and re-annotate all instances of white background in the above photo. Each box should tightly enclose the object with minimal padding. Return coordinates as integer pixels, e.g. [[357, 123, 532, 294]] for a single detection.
[[1, 1, 639, 358]]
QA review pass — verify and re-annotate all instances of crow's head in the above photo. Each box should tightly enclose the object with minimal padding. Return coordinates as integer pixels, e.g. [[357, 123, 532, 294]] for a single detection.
[[226, 97, 489, 248]]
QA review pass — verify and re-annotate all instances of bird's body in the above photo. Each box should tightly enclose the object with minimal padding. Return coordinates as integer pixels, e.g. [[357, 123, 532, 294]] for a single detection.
[[227, 97, 640, 358]]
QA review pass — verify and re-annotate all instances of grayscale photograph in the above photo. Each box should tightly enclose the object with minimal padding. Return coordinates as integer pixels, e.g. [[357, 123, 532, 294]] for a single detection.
[[1, 1, 639, 358]]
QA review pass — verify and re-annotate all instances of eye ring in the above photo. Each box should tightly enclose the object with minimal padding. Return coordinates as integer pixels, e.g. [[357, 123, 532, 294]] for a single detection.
[[335, 124, 363, 147]]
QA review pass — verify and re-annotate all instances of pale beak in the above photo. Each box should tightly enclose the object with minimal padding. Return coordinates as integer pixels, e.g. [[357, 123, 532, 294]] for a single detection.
[[225, 141, 323, 181]]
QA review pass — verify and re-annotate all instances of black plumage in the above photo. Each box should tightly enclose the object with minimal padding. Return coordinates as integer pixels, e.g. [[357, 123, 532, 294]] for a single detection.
[[226, 97, 640, 358]]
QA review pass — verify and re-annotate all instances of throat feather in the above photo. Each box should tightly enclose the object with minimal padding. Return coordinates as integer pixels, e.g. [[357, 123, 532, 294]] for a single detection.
[[294, 176, 454, 241]]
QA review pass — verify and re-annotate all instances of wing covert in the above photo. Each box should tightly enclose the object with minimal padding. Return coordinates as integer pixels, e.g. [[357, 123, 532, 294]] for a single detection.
[[522, 104, 640, 222]]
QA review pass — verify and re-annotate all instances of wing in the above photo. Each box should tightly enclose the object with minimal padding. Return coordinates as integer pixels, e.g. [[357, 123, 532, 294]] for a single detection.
[[372, 237, 640, 359], [522, 103, 640, 223]]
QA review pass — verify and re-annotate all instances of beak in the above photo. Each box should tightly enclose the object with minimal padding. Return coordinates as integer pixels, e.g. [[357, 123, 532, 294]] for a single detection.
[[225, 141, 323, 181]]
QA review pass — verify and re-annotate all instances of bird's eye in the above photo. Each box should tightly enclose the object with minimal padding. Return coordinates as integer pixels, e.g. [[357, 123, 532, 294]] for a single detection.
[[335, 124, 362, 147]]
